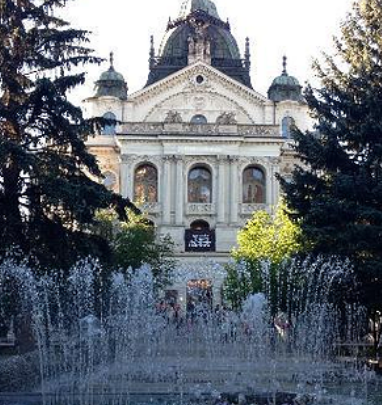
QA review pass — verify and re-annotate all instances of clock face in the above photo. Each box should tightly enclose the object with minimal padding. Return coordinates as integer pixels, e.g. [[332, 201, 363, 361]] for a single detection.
[[103, 171, 117, 190]]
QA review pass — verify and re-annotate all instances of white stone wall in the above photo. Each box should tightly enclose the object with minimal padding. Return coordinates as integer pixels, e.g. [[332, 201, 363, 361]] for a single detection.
[[84, 60, 312, 306]]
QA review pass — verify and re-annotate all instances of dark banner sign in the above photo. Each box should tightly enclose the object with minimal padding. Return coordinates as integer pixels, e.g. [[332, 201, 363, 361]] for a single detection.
[[185, 229, 216, 252]]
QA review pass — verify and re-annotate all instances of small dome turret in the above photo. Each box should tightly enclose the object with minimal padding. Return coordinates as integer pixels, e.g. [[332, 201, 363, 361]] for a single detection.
[[94, 53, 128, 100], [268, 56, 304, 102]]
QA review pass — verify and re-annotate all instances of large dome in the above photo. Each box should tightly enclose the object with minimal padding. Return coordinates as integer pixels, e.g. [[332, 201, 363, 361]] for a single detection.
[[159, 22, 241, 61], [146, 0, 252, 88]]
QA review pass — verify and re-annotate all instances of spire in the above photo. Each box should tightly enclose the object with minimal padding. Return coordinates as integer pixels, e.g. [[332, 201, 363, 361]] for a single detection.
[[149, 35, 155, 69], [282, 55, 288, 75], [109, 51, 115, 70], [244, 37, 251, 71]]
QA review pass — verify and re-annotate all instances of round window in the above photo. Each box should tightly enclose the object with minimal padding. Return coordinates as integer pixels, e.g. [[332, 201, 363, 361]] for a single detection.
[[196, 75, 205, 84]]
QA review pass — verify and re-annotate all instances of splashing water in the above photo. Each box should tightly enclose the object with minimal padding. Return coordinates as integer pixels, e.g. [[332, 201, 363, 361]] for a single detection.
[[0, 257, 379, 405]]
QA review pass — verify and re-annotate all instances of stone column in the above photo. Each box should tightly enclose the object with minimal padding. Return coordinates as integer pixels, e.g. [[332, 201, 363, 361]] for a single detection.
[[271, 158, 280, 206], [217, 155, 226, 224], [266, 160, 273, 207], [120, 155, 132, 199], [175, 155, 184, 225], [229, 156, 239, 224], [162, 156, 172, 224]]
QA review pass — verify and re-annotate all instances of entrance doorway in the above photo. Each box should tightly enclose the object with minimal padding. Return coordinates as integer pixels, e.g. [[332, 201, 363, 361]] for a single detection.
[[186, 279, 213, 316]]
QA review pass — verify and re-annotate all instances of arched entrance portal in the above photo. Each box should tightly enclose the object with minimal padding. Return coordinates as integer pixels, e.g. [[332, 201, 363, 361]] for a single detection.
[[186, 279, 213, 317]]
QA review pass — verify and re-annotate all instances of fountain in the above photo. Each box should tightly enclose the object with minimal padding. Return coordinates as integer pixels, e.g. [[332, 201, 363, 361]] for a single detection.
[[0, 257, 380, 405]]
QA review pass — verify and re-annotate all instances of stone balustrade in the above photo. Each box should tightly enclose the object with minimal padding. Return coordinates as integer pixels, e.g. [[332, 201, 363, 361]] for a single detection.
[[119, 122, 280, 138], [240, 203, 269, 215], [138, 202, 162, 214], [187, 203, 216, 215]]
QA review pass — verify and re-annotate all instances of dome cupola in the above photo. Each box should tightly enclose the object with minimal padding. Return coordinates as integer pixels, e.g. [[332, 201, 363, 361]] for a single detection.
[[179, 0, 220, 19], [268, 56, 304, 102], [147, 0, 252, 88], [94, 53, 128, 100]]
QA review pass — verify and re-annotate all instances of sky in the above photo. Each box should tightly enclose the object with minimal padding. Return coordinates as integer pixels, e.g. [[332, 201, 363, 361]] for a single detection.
[[61, 0, 354, 103]]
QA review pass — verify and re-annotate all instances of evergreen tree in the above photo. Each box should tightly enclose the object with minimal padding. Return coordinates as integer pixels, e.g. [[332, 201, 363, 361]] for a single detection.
[[0, 0, 135, 269], [279, 0, 382, 309]]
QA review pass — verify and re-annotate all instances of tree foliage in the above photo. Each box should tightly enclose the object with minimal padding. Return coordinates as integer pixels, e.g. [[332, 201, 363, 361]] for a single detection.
[[224, 203, 302, 310], [0, 0, 134, 269], [279, 0, 382, 310], [95, 209, 175, 289], [232, 202, 302, 266]]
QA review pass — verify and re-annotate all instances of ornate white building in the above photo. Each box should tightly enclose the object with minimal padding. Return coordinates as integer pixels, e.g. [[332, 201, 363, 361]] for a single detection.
[[84, 0, 311, 305]]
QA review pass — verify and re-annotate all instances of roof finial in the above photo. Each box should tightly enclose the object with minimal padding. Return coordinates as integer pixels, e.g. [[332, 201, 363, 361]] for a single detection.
[[282, 55, 287, 75], [110, 51, 114, 70], [149, 35, 155, 69], [244, 37, 251, 71]]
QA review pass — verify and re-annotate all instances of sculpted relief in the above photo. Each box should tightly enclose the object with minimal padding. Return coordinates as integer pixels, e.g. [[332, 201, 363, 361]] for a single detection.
[[164, 110, 183, 124], [216, 112, 237, 125], [145, 91, 252, 124]]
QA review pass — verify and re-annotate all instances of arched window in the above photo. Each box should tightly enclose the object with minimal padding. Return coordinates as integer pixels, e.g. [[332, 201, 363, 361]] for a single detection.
[[243, 166, 266, 204], [282, 116, 295, 139], [102, 112, 117, 135], [188, 166, 212, 203], [191, 114, 207, 124], [134, 164, 158, 203], [190, 220, 210, 231]]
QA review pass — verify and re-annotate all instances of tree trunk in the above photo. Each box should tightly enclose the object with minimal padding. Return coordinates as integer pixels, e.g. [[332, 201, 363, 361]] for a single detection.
[[2, 159, 24, 248]]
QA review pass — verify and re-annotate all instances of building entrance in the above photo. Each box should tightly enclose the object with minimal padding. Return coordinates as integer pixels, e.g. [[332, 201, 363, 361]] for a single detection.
[[186, 279, 213, 316]]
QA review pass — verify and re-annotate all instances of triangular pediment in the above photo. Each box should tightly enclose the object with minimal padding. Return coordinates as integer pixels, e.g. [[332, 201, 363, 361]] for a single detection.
[[128, 61, 269, 125]]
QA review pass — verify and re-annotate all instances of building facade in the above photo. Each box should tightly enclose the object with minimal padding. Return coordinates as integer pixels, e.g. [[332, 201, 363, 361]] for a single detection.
[[84, 0, 311, 306]]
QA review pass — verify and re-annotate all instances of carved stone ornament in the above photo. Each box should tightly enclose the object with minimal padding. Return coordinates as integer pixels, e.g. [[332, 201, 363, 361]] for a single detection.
[[120, 123, 279, 137], [216, 112, 237, 125], [187, 203, 216, 215], [164, 110, 183, 124], [140, 202, 162, 215], [240, 203, 268, 216]]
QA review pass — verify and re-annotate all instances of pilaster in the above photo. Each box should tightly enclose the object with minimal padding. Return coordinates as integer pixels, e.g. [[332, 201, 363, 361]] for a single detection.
[[266, 161, 272, 206], [175, 155, 184, 225], [229, 156, 239, 224], [162, 156, 172, 224], [271, 158, 280, 206], [217, 155, 227, 224], [120, 155, 132, 199]]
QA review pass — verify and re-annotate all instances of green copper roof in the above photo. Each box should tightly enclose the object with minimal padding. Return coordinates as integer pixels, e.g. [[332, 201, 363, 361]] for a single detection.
[[268, 56, 303, 102], [179, 0, 220, 19], [271, 72, 300, 87], [95, 53, 128, 100], [99, 68, 125, 83]]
